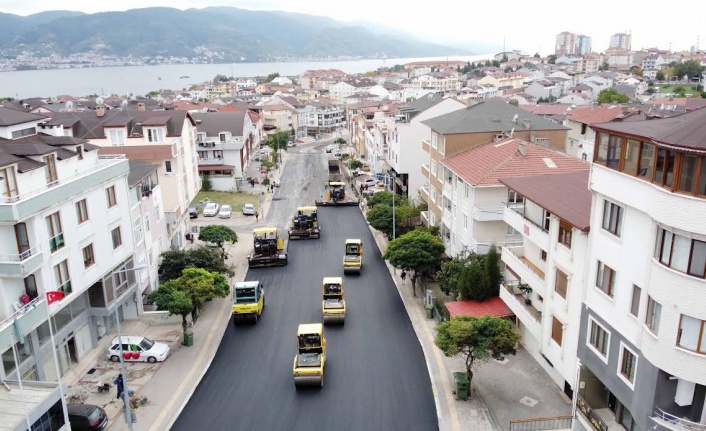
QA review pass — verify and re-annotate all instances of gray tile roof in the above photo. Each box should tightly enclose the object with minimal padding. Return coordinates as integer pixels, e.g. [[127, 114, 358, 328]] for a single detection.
[[45, 109, 191, 139], [0, 107, 47, 126], [0, 133, 95, 171], [128, 160, 160, 188], [422, 100, 568, 135], [191, 112, 246, 137]]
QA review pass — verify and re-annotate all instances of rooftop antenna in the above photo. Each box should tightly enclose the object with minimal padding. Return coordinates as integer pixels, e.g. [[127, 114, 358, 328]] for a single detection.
[[95, 96, 104, 106], [65, 100, 74, 110]]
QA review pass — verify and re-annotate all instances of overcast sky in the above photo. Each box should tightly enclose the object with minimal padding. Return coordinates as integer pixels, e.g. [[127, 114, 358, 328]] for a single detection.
[[1, 0, 703, 55]]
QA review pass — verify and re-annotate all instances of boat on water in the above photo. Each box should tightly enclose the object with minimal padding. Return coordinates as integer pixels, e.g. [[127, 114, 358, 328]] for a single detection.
[[180, 75, 190, 79], [158, 77, 162, 80]]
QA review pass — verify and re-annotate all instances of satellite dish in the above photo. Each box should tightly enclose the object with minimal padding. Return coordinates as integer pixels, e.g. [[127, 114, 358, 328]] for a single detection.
[[65, 101, 74, 110], [95, 97, 105, 106], [121, 100, 128, 108]]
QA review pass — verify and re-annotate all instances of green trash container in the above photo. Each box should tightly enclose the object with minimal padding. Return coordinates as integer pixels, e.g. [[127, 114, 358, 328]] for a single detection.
[[183, 330, 194, 347], [453, 372, 469, 400], [425, 304, 434, 319]]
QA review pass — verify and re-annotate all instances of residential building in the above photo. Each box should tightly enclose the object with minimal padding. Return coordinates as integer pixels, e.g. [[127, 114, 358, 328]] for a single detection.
[[564, 105, 625, 160], [191, 112, 257, 191], [499, 170, 591, 398], [410, 72, 460, 92], [437, 139, 588, 255], [609, 32, 632, 51], [298, 69, 346, 89], [386, 94, 466, 200], [302, 102, 344, 136], [577, 35, 592, 55], [576, 108, 706, 431], [525, 80, 562, 100], [43, 106, 201, 249], [260, 104, 300, 137], [329, 78, 377, 103], [0, 110, 139, 429], [418, 100, 569, 235], [556, 32, 579, 56], [576, 56, 600, 74]]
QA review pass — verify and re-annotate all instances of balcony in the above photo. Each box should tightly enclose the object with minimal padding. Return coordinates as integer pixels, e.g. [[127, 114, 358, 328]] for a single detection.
[[502, 246, 546, 295], [419, 186, 430, 203], [421, 164, 430, 177], [0, 155, 129, 223], [500, 283, 541, 340], [0, 296, 49, 353], [422, 139, 430, 152], [576, 394, 623, 431], [0, 245, 44, 276], [504, 206, 549, 251], [652, 408, 706, 431], [473, 205, 506, 222]]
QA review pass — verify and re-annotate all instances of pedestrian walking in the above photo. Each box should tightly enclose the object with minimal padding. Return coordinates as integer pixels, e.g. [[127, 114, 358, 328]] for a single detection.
[[401, 270, 407, 282], [255, 211, 259, 222], [114, 374, 124, 400]]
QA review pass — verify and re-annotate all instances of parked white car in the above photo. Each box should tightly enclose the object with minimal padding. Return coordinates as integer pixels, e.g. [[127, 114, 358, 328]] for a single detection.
[[242, 203, 256, 215], [218, 205, 232, 219], [203, 202, 220, 217], [107, 336, 169, 363], [325, 144, 333, 153]]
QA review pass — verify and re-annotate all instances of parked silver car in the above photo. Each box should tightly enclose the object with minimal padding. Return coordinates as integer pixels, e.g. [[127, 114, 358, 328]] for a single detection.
[[203, 202, 220, 217], [218, 205, 232, 218]]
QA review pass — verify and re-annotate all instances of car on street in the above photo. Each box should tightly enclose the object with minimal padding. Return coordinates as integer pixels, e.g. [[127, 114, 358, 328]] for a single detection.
[[242, 203, 256, 215], [189, 207, 198, 219], [287, 141, 296, 147], [218, 205, 232, 218], [325, 144, 333, 153], [334, 149, 342, 158], [67, 403, 108, 431], [107, 336, 170, 363], [360, 178, 380, 188], [203, 202, 220, 217]]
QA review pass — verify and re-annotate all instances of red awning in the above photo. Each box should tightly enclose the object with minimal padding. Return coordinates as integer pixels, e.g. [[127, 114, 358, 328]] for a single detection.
[[198, 164, 235, 171], [445, 297, 514, 319]]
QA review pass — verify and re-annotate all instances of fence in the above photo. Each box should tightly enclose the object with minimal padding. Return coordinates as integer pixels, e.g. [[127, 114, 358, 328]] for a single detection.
[[509, 415, 573, 431]]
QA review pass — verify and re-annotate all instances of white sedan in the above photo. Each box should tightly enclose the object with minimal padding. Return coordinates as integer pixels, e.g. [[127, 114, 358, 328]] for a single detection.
[[203, 202, 220, 217], [242, 203, 256, 215], [218, 205, 232, 218]]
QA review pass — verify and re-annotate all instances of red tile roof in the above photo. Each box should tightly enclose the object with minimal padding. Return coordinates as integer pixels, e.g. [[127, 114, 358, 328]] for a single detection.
[[441, 138, 589, 186], [446, 297, 513, 318], [219, 105, 245, 112], [566, 104, 624, 125], [520, 104, 573, 116]]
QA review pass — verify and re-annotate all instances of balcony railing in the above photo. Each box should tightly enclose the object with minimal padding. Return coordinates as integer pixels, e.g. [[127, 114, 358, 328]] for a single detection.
[[501, 283, 542, 325], [0, 245, 42, 263], [652, 408, 706, 431], [509, 415, 573, 431], [576, 394, 610, 431]]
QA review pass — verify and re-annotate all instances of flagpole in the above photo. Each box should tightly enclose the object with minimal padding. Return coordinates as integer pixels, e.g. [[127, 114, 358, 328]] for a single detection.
[[47, 299, 71, 428]]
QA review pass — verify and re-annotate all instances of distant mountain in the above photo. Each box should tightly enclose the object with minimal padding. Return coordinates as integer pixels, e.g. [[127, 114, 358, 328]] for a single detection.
[[0, 7, 469, 60]]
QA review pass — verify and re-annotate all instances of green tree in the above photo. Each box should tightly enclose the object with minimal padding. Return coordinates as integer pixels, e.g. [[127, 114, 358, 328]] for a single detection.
[[150, 268, 229, 324], [264, 72, 280, 82], [435, 316, 520, 385], [597, 88, 629, 104], [383, 229, 445, 296], [366, 204, 399, 239], [198, 225, 238, 248], [630, 66, 643, 77], [266, 130, 289, 152], [483, 246, 502, 299], [146, 282, 193, 331], [459, 258, 486, 301], [673, 86, 686, 97], [213, 74, 229, 83], [533, 53, 540, 58], [201, 175, 213, 191], [349, 159, 363, 170], [146, 90, 160, 98], [334, 137, 346, 146], [599, 62, 610, 71], [367, 191, 402, 209], [491, 60, 501, 68], [656, 70, 665, 81], [547, 55, 557, 64], [672, 60, 705, 80], [159, 245, 235, 282], [436, 255, 471, 298], [435, 247, 501, 301]]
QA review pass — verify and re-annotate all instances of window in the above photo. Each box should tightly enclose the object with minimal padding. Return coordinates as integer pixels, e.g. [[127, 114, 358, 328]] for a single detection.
[[134, 218, 143, 243], [219, 132, 227, 142], [11, 127, 35, 138], [108, 129, 126, 146], [543, 210, 551, 231], [637, 143, 655, 179], [0, 166, 19, 200], [75, 199, 89, 224], [645, 296, 661, 334], [678, 155, 698, 193], [54, 260, 71, 294], [144, 215, 151, 232], [588, 318, 609, 358], [629, 285, 641, 317], [463, 214, 468, 229], [82, 244, 95, 268], [508, 190, 524, 204], [464, 184, 469, 198], [654, 148, 676, 188], [595, 133, 621, 170], [551, 317, 563, 346], [111, 227, 122, 249], [506, 225, 519, 236], [431, 133, 437, 149], [678, 315, 706, 354], [147, 128, 164, 143], [14, 223, 30, 256], [619, 344, 637, 385], [540, 250, 547, 261], [602, 201, 623, 237], [106, 186, 117, 207], [431, 188, 437, 203], [46, 212, 64, 252], [24, 275, 38, 300], [439, 136, 445, 155], [43, 154, 58, 186], [622, 139, 640, 175], [555, 269, 568, 299], [655, 227, 706, 278], [558, 220, 572, 248], [596, 261, 616, 297], [430, 160, 437, 177]]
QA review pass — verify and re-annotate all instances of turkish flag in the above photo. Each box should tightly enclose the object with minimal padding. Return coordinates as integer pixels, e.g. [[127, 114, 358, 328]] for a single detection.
[[46, 291, 65, 305]]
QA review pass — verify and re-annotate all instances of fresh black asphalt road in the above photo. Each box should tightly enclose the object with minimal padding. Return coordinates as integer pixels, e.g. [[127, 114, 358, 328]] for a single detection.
[[173, 142, 438, 431]]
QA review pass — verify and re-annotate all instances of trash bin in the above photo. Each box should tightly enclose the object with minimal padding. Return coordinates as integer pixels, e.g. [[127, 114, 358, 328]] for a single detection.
[[425, 304, 434, 319], [183, 331, 194, 347], [453, 372, 469, 401]]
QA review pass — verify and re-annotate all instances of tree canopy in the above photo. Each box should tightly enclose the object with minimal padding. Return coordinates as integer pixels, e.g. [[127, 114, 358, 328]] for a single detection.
[[366, 192, 421, 239], [383, 229, 445, 296], [547, 55, 557, 64], [159, 245, 234, 282], [597, 88, 629, 104], [436, 247, 502, 301], [146, 282, 192, 331], [435, 316, 520, 385], [198, 225, 238, 247], [266, 131, 290, 151], [366, 204, 400, 239], [264, 72, 280, 83], [669, 60, 705, 80]]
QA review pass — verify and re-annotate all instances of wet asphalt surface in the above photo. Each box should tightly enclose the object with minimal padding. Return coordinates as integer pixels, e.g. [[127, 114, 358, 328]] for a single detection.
[[172, 141, 439, 431]]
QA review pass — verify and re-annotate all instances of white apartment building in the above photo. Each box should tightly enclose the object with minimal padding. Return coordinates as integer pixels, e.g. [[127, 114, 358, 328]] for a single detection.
[[499, 171, 591, 398], [609, 32, 632, 51], [411, 72, 460, 92], [0, 109, 139, 429], [575, 109, 706, 431], [44, 105, 201, 249], [303, 102, 344, 136], [563, 105, 624, 160], [438, 138, 589, 256], [329, 78, 376, 103], [260, 104, 300, 137], [191, 111, 256, 191], [387, 94, 465, 200]]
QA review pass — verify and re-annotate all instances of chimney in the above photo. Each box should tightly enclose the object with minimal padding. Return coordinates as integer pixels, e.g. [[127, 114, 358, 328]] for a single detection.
[[522, 118, 531, 129], [96, 105, 106, 117], [518, 141, 527, 156], [138, 102, 146, 111]]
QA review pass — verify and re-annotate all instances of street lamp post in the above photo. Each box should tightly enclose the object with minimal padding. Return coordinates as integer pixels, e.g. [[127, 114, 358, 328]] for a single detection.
[[380, 173, 396, 239], [111, 264, 147, 430]]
